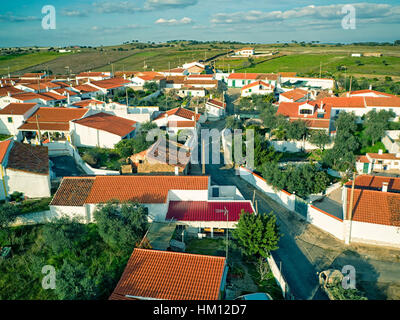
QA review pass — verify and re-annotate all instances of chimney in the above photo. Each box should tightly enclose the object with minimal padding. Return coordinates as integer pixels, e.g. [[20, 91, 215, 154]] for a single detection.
[[46, 86, 49, 92], [382, 182, 388, 193], [210, 94, 213, 100], [76, 78, 79, 85], [378, 149, 383, 155], [369, 84, 372, 90], [192, 116, 195, 121], [67, 92, 71, 105], [123, 74, 126, 80], [7, 91, 11, 97], [175, 166, 179, 176], [195, 107, 198, 114]]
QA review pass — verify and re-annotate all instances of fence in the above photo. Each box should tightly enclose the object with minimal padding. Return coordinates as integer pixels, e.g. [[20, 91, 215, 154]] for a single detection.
[[266, 253, 294, 300]]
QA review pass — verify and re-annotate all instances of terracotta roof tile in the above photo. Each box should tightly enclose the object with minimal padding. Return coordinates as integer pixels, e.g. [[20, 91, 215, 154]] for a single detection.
[[6, 141, 49, 175], [85, 175, 209, 204], [72, 112, 137, 137], [241, 80, 273, 91], [0, 140, 12, 163], [0, 103, 37, 115], [345, 175, 400, 192], [280, 89, 308, 101], [51, 177, 95, 206], [110, 249, 226, 300], [228, 73, 259, 80], [168, 120, 196, 128]]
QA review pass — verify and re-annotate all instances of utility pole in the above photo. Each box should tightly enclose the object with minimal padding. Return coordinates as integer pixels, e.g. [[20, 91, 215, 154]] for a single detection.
[[349, 75, 353, 93], [35, 114, 42, 146], [348, 171, 356, 221], [202, 139, 205, 174], [224, 207, 229, 262], [319, 61, 322, 78], [125, 87, 129, 106]]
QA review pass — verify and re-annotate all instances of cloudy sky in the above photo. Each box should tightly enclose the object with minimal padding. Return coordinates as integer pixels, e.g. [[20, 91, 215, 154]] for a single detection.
[[1, 0, 400, 47]]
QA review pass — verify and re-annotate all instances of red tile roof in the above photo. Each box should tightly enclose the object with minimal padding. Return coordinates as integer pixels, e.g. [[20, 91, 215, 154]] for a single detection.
[[367, 153, 400, 160], [90, 78, 131, 90], [11, 92, 44, 101], [228, 73, 259, 80], [18, 107, 88, 132], [6, 141, 49, 175], [110, 249, 226, 300], [51, 177, 96, 206], [347, 189, 400, 227], [0, 86, 25, 97], [345, 175, 400, 192], [357, 155, 370, 163], [184, 79, 218, 86], [241, 80, 273, 91], [320, 96, 366, 109], [155, 107, 201, 121], [280, 88, 308, 101], [207, 99, 226, 109], [344, 89, 397, 98], [51, 176, 210, 206], [166, 201, 254, 221], [168, 120, 196, 128], [0, 103, 37, 115], [76, 72, 109, 78], [72, 99, 104, 107], [72, 112, 137, 137], [364, 96, 400, 108], [73, 84, 101, 93], [0, 140, 12, 163]]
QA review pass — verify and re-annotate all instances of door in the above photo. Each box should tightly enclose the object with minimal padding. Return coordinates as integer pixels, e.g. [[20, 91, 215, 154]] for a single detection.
[[363, 163, 369, 174]]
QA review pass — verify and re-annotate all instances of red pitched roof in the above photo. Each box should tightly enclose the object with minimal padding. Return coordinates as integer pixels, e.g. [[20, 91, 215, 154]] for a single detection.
[[6, 141, 49, 175], [345, 175, 400, 192], [280, 89, 308, 101], [155, 107, 200, 121], [0, 86, 25, 97], [345, 89, 397, 98], [166, 201, 254, 221], [51, 176, 210, 206], [321, 96, 366, 109], [228, 73, 259, 80], [19, 107, 88, 132], [90, 78, 131, 90], [347, 189, 400, 227], [73, 84, 101, 93], [364, 97, 400, 108], [367, 153, 400, 160], [0, 103, 37, 115], [72, 112, 137, 137], [168, 120, 196, 128], [241, 80, 273, 91], [110, 249, 226, 300], [207, 99, 226, 109], [0, 140, 12, 163], [72, 99, 104, 107]]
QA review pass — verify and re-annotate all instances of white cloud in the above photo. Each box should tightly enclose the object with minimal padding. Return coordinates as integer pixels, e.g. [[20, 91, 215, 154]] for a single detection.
[[145, 0, 198, 10], [211, 3, 400, 25], [93, 1, 141, 14], [0, 13, 41, 22], [61, 9, 88, 17], [155, 17, 193, 25]]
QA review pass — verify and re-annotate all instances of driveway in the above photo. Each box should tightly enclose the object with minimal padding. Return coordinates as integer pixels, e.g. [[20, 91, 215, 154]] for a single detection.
[[50, 155, 86, 178]]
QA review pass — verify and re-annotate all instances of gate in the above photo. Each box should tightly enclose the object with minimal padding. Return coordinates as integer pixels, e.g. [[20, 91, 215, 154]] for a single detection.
[[294, 196, 308, 218]]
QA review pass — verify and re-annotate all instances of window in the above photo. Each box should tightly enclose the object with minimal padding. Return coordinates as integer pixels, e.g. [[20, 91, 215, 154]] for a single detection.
[[299, 109, 313, 115], [7, 117, 13, 123]]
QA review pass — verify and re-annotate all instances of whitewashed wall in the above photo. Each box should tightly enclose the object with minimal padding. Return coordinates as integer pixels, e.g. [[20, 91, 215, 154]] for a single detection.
[[350, 221, 400, 248], [307, 205, 344, 240], [5, 168, 51, 198], [270, 140, 334, 152]]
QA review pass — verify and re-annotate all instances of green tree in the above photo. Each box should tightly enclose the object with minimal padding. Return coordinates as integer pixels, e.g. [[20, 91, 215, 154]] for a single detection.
[[233, 211, 281, 258], [309, 130, 331, 150], [323, 112, 359, 172], [94, 201, 149, 254], [363, 109, 395, 145], [285, 120, 308, 141], [226, 115, 243, 130], [0, 203, 19, 229], [143, 81, 159, 93], [42, 218, 86, 255]]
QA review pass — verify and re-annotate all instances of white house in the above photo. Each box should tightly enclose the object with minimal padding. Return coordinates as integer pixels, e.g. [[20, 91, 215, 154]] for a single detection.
[[0, 140, 51, 200], [0, 103, 39, 138], [153, 107, 202, 128], [71, 84, 103, 99], [241, 81, 274, 97], [76, 72, 111, 81], [177, 87, 206, 98], [71, 112, 137, 149], [205, 99, 226, 119], [234, 47, 255, 57], [280, 76, 335, 90], [356, 150, 400, 174]]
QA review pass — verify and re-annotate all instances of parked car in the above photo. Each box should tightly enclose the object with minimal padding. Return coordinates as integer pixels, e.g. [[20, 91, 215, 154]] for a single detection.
[[234, 293, 273, 300]]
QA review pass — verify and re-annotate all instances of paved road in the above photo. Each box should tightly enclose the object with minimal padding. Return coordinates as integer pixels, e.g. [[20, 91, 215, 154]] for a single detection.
[[197, 120, 400, 300]]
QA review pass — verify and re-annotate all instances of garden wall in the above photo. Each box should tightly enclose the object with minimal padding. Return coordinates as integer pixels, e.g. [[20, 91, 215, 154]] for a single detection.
[[270, 140, 334, 153]]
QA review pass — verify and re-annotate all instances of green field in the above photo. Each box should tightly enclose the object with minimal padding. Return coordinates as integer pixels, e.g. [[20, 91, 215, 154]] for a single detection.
[[0, 52, 71, 75], [95, 48, 227, 72], [219, 54, 400, 77]]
